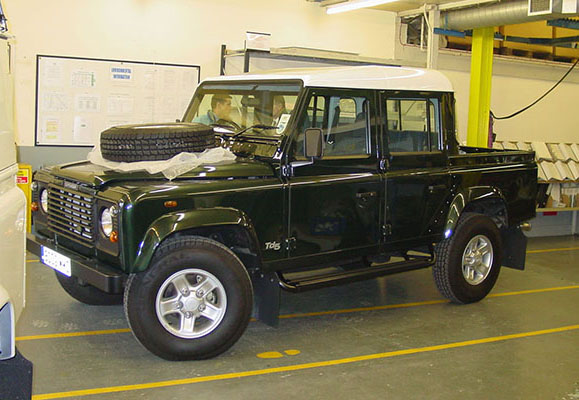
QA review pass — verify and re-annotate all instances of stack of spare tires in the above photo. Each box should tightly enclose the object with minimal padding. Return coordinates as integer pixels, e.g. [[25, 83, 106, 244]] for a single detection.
[[99, 123, 216, 163]]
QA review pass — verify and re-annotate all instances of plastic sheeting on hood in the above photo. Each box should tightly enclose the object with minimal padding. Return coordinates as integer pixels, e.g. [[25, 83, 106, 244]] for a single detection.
[[87, 146, 237, 180]]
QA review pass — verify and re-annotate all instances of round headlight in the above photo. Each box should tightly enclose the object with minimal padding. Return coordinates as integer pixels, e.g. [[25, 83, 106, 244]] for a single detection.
[[40, 189, 49, 213], [100, 208, 113, 237]]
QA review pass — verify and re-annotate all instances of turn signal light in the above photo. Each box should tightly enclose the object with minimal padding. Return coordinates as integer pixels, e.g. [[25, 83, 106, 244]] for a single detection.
[[164, 201, 178, 208], [110, 231, 119, 243], [31, 202, 39, 212]]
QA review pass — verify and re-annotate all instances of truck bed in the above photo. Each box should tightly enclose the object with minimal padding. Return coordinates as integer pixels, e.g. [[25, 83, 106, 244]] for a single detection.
[[449, 146, 538, 226], [450, 146, 535, 167]]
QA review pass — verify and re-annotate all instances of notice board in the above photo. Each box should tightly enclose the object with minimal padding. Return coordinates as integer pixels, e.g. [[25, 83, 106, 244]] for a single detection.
[[35, 55, 200, 146]]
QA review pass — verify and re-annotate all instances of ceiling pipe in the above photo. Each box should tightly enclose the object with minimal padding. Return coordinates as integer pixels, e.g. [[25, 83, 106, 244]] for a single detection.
[[442, 0, 572, 30]]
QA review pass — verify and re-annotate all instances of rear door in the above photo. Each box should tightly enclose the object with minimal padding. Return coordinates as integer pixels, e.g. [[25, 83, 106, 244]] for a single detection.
[[380, 91, 450, 244], [285, 88, 384, 261]]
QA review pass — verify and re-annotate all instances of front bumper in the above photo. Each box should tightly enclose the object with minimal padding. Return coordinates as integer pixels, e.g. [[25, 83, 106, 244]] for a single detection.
[[27, 233, 126, 294]]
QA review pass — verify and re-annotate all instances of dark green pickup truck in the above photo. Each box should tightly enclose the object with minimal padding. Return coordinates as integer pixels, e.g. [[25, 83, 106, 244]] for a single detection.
[[28, 66, 537, 360]]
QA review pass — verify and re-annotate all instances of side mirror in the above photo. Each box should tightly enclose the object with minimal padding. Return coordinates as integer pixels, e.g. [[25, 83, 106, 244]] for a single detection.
[[304, 128, 323, 159]]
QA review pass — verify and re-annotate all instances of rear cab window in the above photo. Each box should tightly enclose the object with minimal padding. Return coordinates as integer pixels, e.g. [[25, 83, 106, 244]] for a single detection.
[[385, 94, 441, 154]]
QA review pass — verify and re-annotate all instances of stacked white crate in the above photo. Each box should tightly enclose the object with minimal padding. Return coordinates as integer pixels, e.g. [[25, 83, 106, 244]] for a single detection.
[[495, 141, 579, 183], [494, 141, 579, 236]]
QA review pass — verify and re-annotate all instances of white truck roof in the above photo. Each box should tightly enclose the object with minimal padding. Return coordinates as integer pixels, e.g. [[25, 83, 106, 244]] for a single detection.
[[204, 65, 454, 93]]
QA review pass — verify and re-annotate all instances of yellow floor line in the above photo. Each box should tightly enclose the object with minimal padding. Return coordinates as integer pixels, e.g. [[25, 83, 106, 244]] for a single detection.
[[280, 285, 579, 319], [27, 259, 39, 263], [16, 285, 579, 342], [16, 328, 131, 342], [31, 324, 579, 400], [279, 299, 447, 319], [526, 246, 579, 254], [488, 285, 579, 298]]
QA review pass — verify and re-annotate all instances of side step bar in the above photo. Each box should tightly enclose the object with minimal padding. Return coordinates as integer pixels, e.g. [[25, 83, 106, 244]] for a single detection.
[[277, 257, 434, 293], [252, 255, 435, 328]]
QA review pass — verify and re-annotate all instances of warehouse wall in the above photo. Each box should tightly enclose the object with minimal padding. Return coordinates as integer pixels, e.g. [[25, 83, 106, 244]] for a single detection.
[[5, 0, 579, 167], [398, 45, 579, 145], [4, 0, 396, 166]]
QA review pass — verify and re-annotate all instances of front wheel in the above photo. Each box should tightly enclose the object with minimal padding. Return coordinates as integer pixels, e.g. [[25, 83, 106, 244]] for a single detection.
[[433, 213, 502, 304], [124, 236, 253, 360]]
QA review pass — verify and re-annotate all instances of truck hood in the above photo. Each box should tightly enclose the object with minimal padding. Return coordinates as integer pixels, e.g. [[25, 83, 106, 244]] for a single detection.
[[49, 158, 276, 188]]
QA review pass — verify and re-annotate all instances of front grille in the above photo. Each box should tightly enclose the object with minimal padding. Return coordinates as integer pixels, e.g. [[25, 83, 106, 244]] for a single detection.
[[47, 184, 95, 245]]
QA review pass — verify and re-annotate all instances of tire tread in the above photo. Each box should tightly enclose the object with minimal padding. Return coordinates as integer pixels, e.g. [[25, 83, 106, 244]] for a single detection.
[[100, 124, 216, 163], [124, 236, 253, 361], [433, 212, 501, 304]]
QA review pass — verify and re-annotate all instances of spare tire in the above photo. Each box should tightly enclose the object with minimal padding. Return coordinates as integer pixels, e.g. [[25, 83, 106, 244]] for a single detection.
[[100, 123, 216, 162]]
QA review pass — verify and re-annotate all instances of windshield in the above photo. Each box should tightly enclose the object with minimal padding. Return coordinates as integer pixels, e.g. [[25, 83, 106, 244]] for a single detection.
[[182, 81, 302, 135]]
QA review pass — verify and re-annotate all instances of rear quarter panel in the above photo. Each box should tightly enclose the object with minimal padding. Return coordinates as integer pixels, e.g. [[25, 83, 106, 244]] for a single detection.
[[449, 149, 537, 225]]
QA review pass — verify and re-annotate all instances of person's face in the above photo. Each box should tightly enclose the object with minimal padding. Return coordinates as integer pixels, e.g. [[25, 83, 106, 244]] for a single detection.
[[214, 99, 232, 120]]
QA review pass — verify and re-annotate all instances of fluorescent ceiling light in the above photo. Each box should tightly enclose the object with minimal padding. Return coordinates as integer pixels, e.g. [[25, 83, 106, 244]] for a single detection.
[[326, 0, 399, 14]]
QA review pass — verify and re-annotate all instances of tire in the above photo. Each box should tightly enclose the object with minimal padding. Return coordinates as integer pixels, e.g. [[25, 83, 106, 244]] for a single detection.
[[55, 271, 123, 305], [432, 213, 502, 304], [124, 236, 253, 360], [100, 123, 216, 162]]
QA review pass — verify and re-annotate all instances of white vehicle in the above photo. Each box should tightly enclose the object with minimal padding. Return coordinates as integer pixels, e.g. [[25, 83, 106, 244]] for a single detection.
[[0, 22, 32, 400], [0, 32, 26, 361]]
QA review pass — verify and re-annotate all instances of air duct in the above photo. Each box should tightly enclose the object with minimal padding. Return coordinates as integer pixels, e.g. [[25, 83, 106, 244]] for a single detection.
[[442, 0, 577, 30]]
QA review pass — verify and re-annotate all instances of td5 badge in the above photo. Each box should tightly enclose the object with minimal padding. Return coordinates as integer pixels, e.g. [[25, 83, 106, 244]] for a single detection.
[[265, 241, 281, 251]]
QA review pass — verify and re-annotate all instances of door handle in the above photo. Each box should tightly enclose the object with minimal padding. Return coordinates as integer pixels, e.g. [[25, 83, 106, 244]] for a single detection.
[[356, 191, 377, 199]]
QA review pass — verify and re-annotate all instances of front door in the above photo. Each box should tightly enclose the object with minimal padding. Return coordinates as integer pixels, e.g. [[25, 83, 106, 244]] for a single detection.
[[285, 88, 383, 262], [380, 91, 450, 244]]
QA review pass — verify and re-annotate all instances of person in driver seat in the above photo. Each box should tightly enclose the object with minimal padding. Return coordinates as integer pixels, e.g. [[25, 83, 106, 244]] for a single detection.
[[194, 94, 232, 125]]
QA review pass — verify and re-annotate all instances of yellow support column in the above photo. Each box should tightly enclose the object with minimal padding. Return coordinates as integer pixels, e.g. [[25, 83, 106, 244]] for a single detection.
[[467, 27, 494, 148]]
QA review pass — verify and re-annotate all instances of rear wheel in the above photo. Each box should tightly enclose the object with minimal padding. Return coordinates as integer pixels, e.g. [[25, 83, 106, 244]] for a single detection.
[[124, 236, 253, 360], [55, 271, 123, 305], [433, 213, 502, 304]]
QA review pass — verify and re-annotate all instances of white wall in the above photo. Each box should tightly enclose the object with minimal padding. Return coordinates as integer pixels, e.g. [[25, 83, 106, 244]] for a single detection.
[[398, 45, 579, 144], [4, 0, 397, 147], [5, 0, 578, 148]]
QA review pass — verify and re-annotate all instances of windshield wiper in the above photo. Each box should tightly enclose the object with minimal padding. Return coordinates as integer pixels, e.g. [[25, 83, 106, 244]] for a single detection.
[[210, 123, 236, 131], [210, 124, 236, 139], [232, 124, 278, 139]]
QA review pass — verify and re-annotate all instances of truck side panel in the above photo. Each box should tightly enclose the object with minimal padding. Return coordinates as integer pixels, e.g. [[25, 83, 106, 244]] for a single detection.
[[449, 150, 537, 227]]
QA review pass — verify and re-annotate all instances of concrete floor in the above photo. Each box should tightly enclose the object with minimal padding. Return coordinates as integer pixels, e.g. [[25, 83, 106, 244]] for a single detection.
[[16, 235, 579, 400]]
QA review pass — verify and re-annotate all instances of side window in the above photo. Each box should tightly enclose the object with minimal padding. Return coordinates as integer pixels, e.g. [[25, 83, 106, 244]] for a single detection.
[[298, 93, 370, 158], [386, 98, 440, 153]]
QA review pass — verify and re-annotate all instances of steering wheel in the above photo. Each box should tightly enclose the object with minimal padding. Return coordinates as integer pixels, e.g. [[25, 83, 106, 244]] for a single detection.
[[216, 119, 242, 131]]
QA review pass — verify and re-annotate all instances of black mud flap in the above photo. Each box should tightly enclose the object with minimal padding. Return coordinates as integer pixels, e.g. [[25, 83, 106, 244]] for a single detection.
[[0, 348, 33, 400], [252, 271, 280, 328], [501, 227, 527, 270]]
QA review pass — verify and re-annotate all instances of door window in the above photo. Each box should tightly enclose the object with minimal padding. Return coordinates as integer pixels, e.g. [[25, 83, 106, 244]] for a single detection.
[[298, 93, 370, 158], [386, 98, 440, 153]]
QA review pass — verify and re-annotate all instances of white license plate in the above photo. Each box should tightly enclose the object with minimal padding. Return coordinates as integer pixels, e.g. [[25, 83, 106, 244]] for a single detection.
[[41, 246, 72, 277]]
